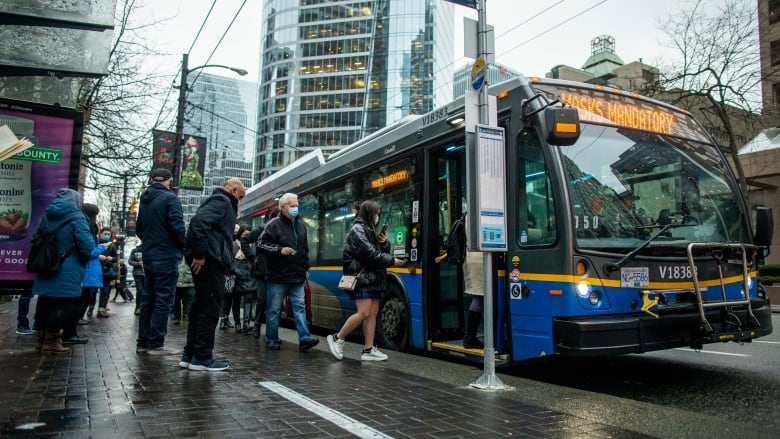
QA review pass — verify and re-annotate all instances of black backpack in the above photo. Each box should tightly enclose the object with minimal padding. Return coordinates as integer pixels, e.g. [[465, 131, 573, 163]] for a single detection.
[[26, 218, 76, 276], [445, 215, 466, 266]]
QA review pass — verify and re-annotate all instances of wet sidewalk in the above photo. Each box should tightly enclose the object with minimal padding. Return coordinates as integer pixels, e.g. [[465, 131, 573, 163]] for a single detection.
[[0, 295, 767, 438]]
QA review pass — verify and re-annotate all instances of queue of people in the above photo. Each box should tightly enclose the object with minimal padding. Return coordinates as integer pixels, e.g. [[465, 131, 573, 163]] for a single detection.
[[26, 169, 406, 370]]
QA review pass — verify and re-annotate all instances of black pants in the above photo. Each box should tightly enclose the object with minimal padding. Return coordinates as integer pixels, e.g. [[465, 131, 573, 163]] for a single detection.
[[222, 289, 241, 323], [63, 287, 93, 337], [35, 296, 81, 332], [184, 259, 226, 361], [254, 279, 267, 326]]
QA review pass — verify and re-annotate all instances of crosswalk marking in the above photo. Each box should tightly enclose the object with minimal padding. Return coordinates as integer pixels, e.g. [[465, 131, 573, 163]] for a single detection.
[[259, 381, 394, 439], [673, 347, 750, 357]]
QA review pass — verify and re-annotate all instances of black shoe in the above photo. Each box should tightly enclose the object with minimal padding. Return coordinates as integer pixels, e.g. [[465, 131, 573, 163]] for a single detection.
[[299, 337, 319, 352], [224, 319, 235, 328], [62, 335, 88, 345], [252, 325, 261, 339], [77, 319, 90, 326], [265, 341, 281, 350], [219, 319, 227, 330], [463, 337, 484, 350]]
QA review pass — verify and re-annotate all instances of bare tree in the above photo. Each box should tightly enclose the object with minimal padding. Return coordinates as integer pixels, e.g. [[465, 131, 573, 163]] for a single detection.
[[77, 0, 176, 213], [649, 0, 767, 199]]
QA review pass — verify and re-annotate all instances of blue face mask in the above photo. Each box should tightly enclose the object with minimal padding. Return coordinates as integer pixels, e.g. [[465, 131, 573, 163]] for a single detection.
[[101, 235, 111, 242], [288, 207, 299, 217]]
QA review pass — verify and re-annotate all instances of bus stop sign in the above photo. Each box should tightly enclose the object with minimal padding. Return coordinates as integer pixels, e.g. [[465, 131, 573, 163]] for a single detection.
[[471, 58, 486, 92]]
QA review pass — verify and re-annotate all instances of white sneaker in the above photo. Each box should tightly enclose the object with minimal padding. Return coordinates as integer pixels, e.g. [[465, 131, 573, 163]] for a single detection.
[[327, 334, 344, 360], [360, 347, 388, 362]]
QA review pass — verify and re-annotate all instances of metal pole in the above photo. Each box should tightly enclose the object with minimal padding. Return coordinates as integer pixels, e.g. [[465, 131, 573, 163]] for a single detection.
[[121, 174, 128, 230], [172, 53, 189, 195], [471, 0, 507, 391]]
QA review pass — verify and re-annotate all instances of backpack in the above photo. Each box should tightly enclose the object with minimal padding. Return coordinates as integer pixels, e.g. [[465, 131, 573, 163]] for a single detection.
[[445, 215, 466, 266], [26, 218, 76, 276]]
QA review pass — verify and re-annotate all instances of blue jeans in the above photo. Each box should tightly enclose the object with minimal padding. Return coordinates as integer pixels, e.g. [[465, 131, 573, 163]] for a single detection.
[[265, 281, 311, 344], [17, 291, 32, 328], [138, 258, 178, 349]]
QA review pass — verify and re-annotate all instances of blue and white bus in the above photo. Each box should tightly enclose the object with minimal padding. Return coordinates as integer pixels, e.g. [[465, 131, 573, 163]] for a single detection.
[[239, 77, 774, 363]]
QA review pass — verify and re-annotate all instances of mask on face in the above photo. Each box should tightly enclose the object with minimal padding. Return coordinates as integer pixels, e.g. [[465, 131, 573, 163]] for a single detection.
[[288, 207, 299, 217], [373, 215, 380, 226], [101, 235, 111, 243]]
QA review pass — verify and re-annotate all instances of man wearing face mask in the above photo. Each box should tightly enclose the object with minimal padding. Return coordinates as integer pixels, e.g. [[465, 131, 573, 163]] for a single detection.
[[181, 178, 246, 371], [258, 193, 319, 352], [136, 168, 187, 356]]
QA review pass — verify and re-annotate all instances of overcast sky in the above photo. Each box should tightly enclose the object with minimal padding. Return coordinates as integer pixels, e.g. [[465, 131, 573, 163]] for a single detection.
[[135, 0, 733, 87]]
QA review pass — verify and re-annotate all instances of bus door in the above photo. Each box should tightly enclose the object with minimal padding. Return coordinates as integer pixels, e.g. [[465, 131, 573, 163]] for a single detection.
[[425, 142, 467, 347]]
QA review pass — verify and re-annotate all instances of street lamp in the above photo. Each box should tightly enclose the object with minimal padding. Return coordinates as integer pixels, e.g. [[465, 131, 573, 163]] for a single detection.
[[173, 53, 248, 193]]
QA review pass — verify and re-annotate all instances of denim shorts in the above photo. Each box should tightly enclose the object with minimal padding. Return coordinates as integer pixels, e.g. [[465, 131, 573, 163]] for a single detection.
[[351, 289, 384, 300]]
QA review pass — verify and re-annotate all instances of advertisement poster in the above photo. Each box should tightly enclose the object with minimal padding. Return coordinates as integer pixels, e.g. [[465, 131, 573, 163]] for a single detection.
[[179, 134, 206, 191], [0, 98, 83, 289], [151, 129, 176, 174]]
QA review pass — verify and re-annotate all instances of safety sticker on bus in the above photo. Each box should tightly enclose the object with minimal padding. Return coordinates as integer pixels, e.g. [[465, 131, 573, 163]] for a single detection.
[[620, 267, 649, 288]]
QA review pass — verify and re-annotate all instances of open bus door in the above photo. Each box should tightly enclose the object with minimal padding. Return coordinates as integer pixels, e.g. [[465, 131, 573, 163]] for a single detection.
[[425, 142, 477, 355]]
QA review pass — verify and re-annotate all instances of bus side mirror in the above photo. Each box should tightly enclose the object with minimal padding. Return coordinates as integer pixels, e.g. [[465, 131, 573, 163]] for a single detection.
[[545, 107, 580, 146], [753, 206, 773, 247]]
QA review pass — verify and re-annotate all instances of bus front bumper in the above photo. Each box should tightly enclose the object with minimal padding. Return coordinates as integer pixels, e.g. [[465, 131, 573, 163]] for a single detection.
[[553, 298, 773, 356]]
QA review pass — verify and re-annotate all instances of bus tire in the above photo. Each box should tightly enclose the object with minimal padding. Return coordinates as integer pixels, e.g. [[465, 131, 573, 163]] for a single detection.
[[376, 278, 409, 352]]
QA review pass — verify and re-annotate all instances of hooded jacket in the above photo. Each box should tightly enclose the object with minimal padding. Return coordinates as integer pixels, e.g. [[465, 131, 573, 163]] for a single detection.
[[31, 189, 95, 298], [342, 217, 393, 292], [185, 187, 239, 274], [258, 214, 310, 284], [136, 182, 186, 261]]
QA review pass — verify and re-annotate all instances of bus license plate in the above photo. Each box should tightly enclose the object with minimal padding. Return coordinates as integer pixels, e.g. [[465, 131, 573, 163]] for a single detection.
[[621, 267, 649, 288]]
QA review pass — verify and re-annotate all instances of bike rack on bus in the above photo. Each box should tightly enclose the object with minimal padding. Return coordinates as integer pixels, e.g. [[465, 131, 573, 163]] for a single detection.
[[687, 242, 759, 335]]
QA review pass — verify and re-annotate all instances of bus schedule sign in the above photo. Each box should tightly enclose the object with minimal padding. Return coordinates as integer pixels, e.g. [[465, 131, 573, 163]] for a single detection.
[[475, 125, 507, 251]]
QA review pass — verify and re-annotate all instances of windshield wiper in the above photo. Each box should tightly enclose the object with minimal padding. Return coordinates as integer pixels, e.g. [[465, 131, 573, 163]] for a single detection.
[[604, 224, 685, 273]]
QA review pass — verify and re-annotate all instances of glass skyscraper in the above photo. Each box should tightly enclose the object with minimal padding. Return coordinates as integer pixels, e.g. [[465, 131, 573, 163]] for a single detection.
[[179, 72, 256, 222], [255, 0, 455, 182]]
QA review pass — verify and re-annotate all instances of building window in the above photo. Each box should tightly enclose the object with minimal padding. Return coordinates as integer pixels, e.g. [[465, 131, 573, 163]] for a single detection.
[[773, 82, 780, 107], [770, 0, 780, 25], [772, 40, 780, 66]]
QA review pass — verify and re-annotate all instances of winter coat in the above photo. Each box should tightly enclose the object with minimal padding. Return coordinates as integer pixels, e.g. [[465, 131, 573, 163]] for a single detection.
[[31, 189, 95, 298], [82, 237, 106, 288], [136, 182, 186, 262], [232, 240, 258, 294], [176, 257, 194, 288], [185, 188, 239, 274], [240, 226, 267, 279], [342, 217, 393, 292], [101, 243, 119, 280], [128, 245, 144, 277], [258, 214, 310, 284]]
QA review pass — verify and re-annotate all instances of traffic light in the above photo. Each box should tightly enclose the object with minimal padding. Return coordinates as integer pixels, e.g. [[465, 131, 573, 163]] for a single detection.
[[129, 199, 139, 215]]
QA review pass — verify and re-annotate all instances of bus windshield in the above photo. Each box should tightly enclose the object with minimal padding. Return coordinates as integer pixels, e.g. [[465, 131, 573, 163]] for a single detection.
[[561, 124, 749, 251]]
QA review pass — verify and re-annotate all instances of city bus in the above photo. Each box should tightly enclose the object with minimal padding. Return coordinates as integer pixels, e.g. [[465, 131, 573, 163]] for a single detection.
[[239, 76, 774, 364]]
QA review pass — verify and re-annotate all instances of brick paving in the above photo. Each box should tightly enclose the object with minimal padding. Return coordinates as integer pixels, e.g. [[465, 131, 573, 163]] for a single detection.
[[0, 295, 650, 438]]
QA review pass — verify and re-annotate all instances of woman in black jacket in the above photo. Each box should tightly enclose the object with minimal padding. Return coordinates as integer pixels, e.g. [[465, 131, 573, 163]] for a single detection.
[[326, 200, 404, 362], [231, 224, 258, 334]]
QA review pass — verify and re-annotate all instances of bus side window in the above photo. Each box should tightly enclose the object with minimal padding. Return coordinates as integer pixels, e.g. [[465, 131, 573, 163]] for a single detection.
[[519, 131, 556, 246]]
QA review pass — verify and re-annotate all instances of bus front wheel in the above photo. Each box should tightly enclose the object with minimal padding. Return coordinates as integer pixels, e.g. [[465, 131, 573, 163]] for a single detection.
[[376, 282, 409, 351]]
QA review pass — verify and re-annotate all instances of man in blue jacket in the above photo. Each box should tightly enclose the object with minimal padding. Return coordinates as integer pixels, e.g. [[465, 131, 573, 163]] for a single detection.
[[181, 178, 246, 371], [136, 168, 186, 355]]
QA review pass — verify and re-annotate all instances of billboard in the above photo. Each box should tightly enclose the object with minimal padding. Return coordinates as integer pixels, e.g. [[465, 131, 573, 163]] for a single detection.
[[179, 134, 206, 191], [151, 130, 207, 191], [0, 98, 83, 291]]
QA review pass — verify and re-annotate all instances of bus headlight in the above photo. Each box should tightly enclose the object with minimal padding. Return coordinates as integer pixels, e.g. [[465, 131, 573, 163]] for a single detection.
[[576, 282, 591, 298], [589, 290, 600, 305]]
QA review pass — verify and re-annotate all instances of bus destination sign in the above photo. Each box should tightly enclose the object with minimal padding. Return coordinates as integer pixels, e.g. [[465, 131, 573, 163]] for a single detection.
[[532, 82, 710, 142]]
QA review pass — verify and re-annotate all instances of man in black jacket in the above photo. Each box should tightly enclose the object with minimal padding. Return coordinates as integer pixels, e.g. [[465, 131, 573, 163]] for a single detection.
[[136, 168, 186, 355], [182, 178, 246, 371], [258, 193, 319, 352]]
